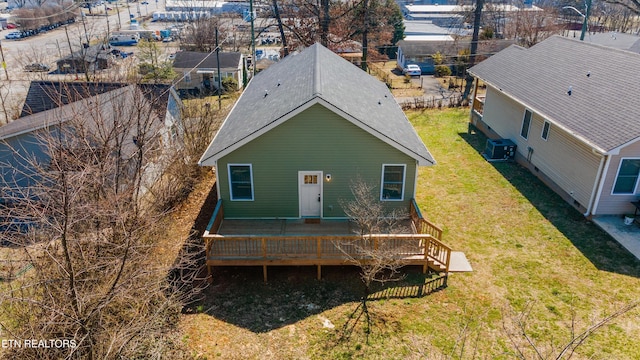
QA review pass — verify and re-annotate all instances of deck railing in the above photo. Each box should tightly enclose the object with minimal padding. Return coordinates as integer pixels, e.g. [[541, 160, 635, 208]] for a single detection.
[[410, 199, 443, 240], [205, 234, 429, 262], [410, 199, 450, 272], [204, 199, 224, 259], [203, 199, 451, 275], [472, 97, 484, 115]]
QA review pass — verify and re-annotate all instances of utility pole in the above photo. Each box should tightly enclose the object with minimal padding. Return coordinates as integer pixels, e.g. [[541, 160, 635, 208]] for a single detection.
[[115, 2, 122, 30], [81, 11, 90, 45], [105, 8, 111, 40], [216, 27, 222, 109], [580, 0, 592, 41], [0, 41, 9, 81], [56, 39, 63, 58], [562, 3, 591, 41], [249, 0, 256, 78]]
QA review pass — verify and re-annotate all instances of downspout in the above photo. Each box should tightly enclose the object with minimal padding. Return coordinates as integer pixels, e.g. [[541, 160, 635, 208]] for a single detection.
[[215, 160, 221, 201], [583, 149, 607, 217], [413, 159, 419, 200]]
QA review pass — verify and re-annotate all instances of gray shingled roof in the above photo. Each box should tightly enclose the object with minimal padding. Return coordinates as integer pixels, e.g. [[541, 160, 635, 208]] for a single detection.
[[585, 32, 640, 53], [199, 43, 435, 166], [0, 85, 169, 143], [468, 35, 640, 153], [172, 51, 241, 70], [20, 81, 128, 117]]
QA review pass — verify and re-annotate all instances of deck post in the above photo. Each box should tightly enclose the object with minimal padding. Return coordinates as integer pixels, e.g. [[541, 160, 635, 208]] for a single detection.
[[263, 265, 268, 282], [207, 265, 213, 283], [316, 237, 322, 280], [423, 237, 429, 273]]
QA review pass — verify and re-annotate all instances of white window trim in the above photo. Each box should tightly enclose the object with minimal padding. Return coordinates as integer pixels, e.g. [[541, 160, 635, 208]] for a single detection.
[[228, 163, 255, 201], [611, 157, 640, 195], [380, 164, 406, 201], [520, 109, 532, 140], [541, 120, 550, 141]]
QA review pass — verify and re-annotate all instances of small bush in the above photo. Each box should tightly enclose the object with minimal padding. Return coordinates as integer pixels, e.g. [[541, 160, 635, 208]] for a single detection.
[[222, 77, 238, 92], [434, 65, 451, 78]]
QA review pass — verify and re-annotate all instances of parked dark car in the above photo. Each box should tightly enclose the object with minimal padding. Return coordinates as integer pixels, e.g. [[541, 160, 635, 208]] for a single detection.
[[24, 63, 50, 72]]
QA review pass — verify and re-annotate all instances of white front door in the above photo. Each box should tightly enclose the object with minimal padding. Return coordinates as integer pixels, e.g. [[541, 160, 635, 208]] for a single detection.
[[299, 171, 322, 217]]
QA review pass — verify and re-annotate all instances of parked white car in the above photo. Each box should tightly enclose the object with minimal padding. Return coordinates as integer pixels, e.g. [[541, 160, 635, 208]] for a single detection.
[[403, 64, 422, 76], [4, 32, 21, 40]]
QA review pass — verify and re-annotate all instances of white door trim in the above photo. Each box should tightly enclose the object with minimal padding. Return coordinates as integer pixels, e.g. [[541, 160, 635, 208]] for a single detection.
[[298, 171, 323, 218]]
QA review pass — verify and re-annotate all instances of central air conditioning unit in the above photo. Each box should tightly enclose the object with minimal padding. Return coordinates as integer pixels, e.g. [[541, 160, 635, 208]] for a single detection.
[[483, 139, 516, 162]]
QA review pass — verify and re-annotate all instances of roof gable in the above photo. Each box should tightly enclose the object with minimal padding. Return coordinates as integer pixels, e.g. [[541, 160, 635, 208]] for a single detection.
[[199, 43, 435, 166], [468, 36, 640, 152], [172, 51, 242, 70]]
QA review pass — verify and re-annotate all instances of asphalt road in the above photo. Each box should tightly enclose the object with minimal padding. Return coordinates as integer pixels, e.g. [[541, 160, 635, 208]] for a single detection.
[[0, 1, 164, 123]]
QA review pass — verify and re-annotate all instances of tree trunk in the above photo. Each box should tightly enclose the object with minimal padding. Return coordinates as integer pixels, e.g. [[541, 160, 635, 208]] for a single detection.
[[272, 0, 289, 57], [321, 0, 330, 47], [361, 0, 369, 71], [462, 0, 484, 99]]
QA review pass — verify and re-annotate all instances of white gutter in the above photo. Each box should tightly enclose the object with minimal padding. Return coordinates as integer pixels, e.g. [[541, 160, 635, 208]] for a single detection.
[[583, 149, 605, 217], [589, 152, 612, 216]]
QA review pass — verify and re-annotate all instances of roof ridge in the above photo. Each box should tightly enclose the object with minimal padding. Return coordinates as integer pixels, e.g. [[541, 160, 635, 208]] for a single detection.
[[313, 43, 322, 97]]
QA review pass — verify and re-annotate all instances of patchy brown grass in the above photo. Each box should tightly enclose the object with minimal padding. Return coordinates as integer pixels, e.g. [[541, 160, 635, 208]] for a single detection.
[[176, 108, 640, 359]]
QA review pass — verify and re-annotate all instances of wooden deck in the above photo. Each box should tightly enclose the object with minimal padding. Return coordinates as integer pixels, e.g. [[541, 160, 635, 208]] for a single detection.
[[202, 199, 451, 281]]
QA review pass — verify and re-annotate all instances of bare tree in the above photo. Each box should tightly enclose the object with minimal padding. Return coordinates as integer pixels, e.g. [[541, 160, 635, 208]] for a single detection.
[[503, 300, 640, 360], [0, 84, 9, 124], [504, 4, 561, 47], [0, 83, 204, 359], [336, 179, 411, 342]]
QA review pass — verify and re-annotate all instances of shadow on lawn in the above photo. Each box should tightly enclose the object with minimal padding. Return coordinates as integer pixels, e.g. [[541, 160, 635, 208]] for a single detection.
[[459, 130, 640, 278], [184, 265, 445, 333], [176, 179, 447, 333]]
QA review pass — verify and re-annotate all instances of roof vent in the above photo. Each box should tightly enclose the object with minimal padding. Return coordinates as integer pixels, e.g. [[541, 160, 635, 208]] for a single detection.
[[264, 90, 268, 97], [586, 71, 591, 77], [567, 86, 572, 96], [277, 80, 281, 86]]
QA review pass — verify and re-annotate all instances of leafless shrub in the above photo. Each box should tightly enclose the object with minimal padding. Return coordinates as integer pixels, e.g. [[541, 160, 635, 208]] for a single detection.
[[0, 83, 204, 359], [503, 300, 640, 360], [336, 178, 410, 342], [146, 98, 231, 213]]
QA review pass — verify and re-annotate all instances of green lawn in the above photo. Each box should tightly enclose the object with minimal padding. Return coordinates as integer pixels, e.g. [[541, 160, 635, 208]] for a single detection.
[[183, 108, 640, 359]]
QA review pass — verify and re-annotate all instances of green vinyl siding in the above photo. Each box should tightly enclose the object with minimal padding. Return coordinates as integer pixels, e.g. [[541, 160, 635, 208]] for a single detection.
[[217, 104, 417, 218]]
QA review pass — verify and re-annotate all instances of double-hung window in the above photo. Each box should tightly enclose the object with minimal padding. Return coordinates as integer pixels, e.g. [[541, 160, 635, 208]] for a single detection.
[[228, 164, 254, 200], [381, 164, 406, 201], [541, 121, 550, 141], [612, 159, 640, 195], [520, 109, 532, 139]]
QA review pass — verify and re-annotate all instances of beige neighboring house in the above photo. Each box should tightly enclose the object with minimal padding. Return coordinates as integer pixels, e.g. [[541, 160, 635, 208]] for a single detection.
[[172, 51, 243, 97], [468, 35, 640, 217]]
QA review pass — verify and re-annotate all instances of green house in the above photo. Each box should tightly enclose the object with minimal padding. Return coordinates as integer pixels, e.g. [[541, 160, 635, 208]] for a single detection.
[[199, 43, 435, 220]]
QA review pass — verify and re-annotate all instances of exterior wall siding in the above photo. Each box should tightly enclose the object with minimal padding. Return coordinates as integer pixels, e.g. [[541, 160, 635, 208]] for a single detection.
[[0, 130, 52, 194], [217, 104, 417, 218], [481, 86, 601, 210], [174, 68, 242, 91], [595, 140, 640, 215]]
